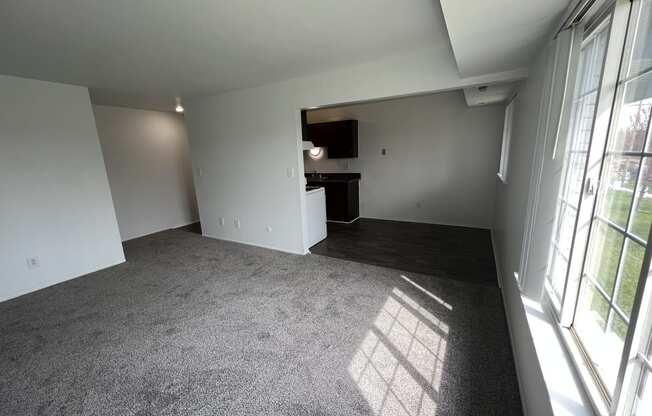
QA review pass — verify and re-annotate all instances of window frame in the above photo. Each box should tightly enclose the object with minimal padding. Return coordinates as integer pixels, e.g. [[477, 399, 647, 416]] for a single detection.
[[498, 99, 515, 183], [545, 14, 613, 316], [541, 0, 652, 414]]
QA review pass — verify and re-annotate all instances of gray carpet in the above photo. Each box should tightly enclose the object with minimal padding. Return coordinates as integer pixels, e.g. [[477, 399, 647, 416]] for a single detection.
[[0, 229, 522, 415]]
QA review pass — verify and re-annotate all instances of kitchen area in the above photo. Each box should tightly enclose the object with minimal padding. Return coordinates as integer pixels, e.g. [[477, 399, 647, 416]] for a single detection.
[[301, 109, 361, 249], [298, 91, 501, 279]]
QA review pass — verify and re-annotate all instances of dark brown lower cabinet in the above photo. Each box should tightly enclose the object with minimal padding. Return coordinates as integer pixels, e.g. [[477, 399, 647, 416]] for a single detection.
[[306, 177, 359, 222], [322, 181, 359, 222]]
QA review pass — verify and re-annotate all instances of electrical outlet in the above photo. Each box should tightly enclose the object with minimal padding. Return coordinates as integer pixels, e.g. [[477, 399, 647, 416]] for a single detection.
[[234, 217, 241, 229], [266, 225, 273, 233], [381, 148, 388, 156], [219, 217, 225, 226], [286, 167, 295, 178], [26, 257, 40, 269]]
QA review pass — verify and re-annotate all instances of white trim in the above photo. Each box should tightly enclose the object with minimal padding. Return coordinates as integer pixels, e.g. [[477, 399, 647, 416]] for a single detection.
[[121, 219, 200, 242], [201, 232, 307, 255], [543, 294, 610, 416], [494, 223, 596, 416], [361, 215, 492, 231], [527, 295, 597, 416], [490, 228, 504, 289], [327, 216, 360, 224], [501, 293, 530, 416], [0, 258, 126, 304], [492, 228, 528, 415]]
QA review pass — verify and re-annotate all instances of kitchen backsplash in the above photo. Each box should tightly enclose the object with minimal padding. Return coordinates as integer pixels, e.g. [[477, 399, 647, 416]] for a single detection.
[[303, 148, 357, 172]]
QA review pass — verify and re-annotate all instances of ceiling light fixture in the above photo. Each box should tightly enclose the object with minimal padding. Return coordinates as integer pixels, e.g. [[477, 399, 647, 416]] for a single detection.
[[175, 97, 184, 113]]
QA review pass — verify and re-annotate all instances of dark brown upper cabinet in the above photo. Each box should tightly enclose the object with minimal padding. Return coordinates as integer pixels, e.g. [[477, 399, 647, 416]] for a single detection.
[[306, 120, 358, 158]]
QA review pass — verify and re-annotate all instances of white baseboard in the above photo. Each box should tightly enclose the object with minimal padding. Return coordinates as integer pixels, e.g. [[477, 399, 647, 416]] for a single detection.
[[0, 257, 126, 304], [361, 215, 491, 230], [121, 219, 200, 242], [327, 216, 360, 224], [201, 232, 307, 255], [491, 228, 529, 416], [490, 229, 503, 289]]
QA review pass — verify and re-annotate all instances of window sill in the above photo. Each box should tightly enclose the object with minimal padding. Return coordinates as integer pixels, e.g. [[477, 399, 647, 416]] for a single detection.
[[554, 317, 611, 416], [521, 294, 599, 416]]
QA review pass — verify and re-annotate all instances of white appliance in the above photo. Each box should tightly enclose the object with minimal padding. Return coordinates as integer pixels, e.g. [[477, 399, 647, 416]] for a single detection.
[[305, 186, 327, 248]]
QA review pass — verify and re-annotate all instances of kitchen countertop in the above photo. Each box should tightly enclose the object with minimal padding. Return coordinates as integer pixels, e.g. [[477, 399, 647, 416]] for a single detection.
[[305, 186, 325, 195]]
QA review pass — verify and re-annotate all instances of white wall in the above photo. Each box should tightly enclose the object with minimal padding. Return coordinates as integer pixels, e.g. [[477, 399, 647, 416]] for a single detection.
[[492, 62, 553, 416], [0, 75, 125, 302], [304, 91, 503, 229], [492, 29, 579, 416], [93, 105, 198, 241], [185, 44, 526, 254]]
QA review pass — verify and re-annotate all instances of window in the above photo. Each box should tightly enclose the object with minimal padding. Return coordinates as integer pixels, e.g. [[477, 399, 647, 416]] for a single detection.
[[541, 0, 652, 414], [546, 18, 611, 312], [498, 99, 515, 183]]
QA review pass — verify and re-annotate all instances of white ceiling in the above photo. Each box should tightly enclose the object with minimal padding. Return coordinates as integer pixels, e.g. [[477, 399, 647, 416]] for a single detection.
[[0, 0, 451, 111], [0, 1, 570, 111], [440, 0, 570, 78]]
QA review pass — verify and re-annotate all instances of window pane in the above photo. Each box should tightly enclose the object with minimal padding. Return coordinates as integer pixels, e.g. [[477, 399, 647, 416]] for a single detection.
[[575, 92, 599, 149], [631, 158, 652, 241], [627, 1, 652, 77], [610, 312, 629, 342], [599, 156, 641, 227], [621, 70, 652, 155], [577, 281, 610, 329], [586, 221, 624, 294], [602, 313, 627, 388], [559, 205, 578, 254], [612, 71, 652, 154], [615, 239, 645, 317], [580, 28, 609, 94], [549, 248, 569, 302], [565, 152, 589, 203], [575, 281, 623, 394]]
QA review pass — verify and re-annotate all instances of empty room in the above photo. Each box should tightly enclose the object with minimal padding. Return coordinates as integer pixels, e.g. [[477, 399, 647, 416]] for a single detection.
[[2, 1, 652, 415]]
